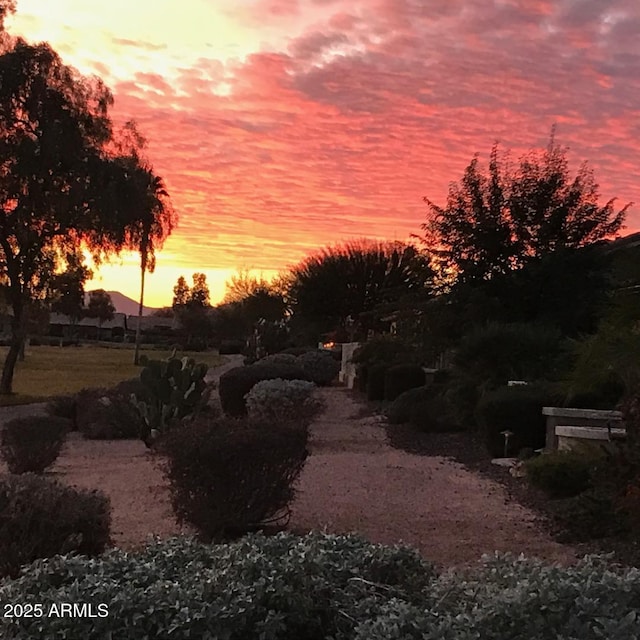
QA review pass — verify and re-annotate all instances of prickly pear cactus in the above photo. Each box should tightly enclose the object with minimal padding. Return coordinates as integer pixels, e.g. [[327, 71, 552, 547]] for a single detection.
[[133, 353, 212, 443]]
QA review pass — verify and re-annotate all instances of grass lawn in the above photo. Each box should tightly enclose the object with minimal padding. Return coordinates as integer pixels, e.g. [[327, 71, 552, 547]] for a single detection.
[[0, 345, 225, 406]]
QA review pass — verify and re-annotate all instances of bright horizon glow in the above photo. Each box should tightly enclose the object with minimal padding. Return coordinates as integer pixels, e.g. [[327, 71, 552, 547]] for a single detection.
[[5, 0, 640, 308]]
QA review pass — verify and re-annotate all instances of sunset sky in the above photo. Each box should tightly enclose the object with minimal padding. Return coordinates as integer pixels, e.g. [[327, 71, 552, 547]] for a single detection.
[[6, 0, 640, 307]]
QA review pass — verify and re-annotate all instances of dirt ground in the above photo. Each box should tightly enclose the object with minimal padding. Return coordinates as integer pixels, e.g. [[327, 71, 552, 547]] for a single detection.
[[0, 359, 578, 569]]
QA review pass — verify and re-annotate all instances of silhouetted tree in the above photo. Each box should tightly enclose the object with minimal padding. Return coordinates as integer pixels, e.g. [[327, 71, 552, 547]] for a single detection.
[[86, 289, 115, 340], [286, 240, 434, 340], [421, 129, 631, 287], [50, 252, 92, 334], [172, 273, 212, 349], [172, 276, 190, 308], [0, 32, 145, 393]]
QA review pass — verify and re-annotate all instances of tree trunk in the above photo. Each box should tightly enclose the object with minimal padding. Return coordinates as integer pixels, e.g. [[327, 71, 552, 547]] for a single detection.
[[1, 306, 24, 395], [133, 254, 147, 366]]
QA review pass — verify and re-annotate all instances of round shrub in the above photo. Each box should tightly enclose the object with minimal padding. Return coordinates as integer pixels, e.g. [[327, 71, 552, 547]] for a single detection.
[[257, 353, 299, 366], [219, 362, 313, 416], [46, 394, 77, 427], [161, 416, 309, 540], [2, 537, 640, 640], [0, 532, 434, 639], [297, 350, 340, 386], [386, 386, 460, 432], [75, 385, 146, 440], [366, 363, 389, 401], [245, 378, 321, 426], [476, 383, 564, 457], [0, 416, 69, 474], [524, 450, 596, 498], [383, 364, 425, 401], [0, 473, 111, 578]]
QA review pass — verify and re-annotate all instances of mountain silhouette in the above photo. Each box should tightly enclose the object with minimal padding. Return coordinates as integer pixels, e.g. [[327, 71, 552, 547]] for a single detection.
[[85, 290, 160, 317]]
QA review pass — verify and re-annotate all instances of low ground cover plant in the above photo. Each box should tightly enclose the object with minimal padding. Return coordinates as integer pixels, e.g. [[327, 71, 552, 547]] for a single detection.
[[383, 363, 425, 401], [0, 474, 110, 579], [245, 378, 322, 426], [0, 415, 69, 474], [1, 534, 638, 639], [160, 415, 309, 540]]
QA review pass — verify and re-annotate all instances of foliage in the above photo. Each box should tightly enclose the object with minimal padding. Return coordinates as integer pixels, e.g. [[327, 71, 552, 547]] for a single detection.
[[259, 353, 300, 366], [449, 322, 566, 427], [2, 537, 640, 640], [218, 339, 245, 354], [219, 362, 312, 416], [286, 239, 434, 338], [133, 352, 210, 441], [45, 394, 77, 425], [476, 383, 564, 457], [161, 416, 309, 540], [420, 130, 629, 286], [525, 450, 597, 498], [0, 473, 110, 579], [85, 288, 115, 338], [386, 385, 461, 433], [245, 378, 321, 426], [0, 38, 143, 394], [172, 273, 214, 349], [0, 415, 69, 473], [297, 350, 340, 386], [49, 251, 92, 324], [384, 364, 425, 401], [366, 363, 389, 401], [75, 385, 145, 440]]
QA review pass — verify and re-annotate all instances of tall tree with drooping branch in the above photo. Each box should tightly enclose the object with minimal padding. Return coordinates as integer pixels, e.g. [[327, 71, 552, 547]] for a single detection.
[[0, 29, 136, 393]]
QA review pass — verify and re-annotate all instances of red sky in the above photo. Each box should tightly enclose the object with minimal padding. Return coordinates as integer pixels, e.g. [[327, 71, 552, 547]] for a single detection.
[[6, 0, 640, 306]]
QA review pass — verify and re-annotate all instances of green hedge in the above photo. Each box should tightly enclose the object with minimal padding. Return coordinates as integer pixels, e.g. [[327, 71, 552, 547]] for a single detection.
[[476, 384, 563, 457], [383, 364, 425, 401], [1, 534, 639, 639]]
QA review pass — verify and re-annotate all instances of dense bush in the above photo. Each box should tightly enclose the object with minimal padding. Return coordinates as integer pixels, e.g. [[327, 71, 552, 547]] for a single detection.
[[0, 416, 69, 474], [385, 386, 460, 433], [2, 536, 640, 640], [161, 416, 308, 540], [258, 353, 299, 366], [218, 339, 245, 354], [564, 376, 626, 410], [279, 346, 317, 356], [297, 350, 340, 386], [476, 384, 564, 457], [245, 378, 321, 426], [525, 450, 596, 498], [366, 363, 389, 401], [449, 322, 566, 427], [0, 474, 110, 579], [384, 363, 425, 401], [46, 395, 77, 426], [75, 385, 146, 439], [219, 362, 313, 416]]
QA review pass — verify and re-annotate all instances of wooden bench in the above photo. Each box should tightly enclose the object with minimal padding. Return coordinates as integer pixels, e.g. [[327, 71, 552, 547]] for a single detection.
[[542, 407, 623, 451]]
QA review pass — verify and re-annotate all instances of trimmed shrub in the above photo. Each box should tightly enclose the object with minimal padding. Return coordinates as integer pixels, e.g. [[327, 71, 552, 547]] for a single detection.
[[219, 362, 312, 416], [385, 386, 461, 433], [2, 537, 640, 640], [476, 383, 564, 457], [161, 416, 308, 540], [75, 384, 146, 440], [0, 416, 69, 474], [366, 363, 389, 401], [258, 353, 299, 366], [525, 450, 596, 498], [384, 364, 425, 401], [245, 378, 321, 426], [0, 474, 111, 578], [279, 346, 317, 356], [218, 339, 245, 354], [449, 322, 566, 427], [297, 350, 340, 386], [46, 395, 77, 427]]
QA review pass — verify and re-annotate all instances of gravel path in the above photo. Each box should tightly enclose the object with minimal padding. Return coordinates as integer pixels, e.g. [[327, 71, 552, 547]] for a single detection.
[[289, 386, 577, 569]]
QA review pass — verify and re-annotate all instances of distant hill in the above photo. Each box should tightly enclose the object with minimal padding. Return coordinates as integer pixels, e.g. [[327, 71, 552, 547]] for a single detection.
[[85, 290, 160, 317]]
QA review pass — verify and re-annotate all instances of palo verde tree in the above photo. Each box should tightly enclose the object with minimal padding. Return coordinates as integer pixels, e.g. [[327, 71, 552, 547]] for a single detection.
[[0, 30, 136, 393], [286, 239, 434, 340], [421, 129, 631, 288]]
